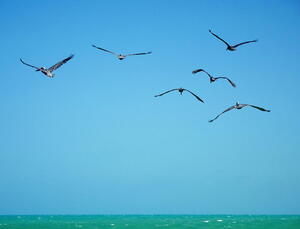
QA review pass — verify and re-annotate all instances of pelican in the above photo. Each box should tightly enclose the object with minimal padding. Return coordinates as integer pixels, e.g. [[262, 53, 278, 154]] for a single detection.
[[154, 88, 204, 103], [209, 102, 270, 122], [20, 55, 74, 78], [192, 69, 236, 87], [92, 45, 151, 60], [209, 30, 257, 51]]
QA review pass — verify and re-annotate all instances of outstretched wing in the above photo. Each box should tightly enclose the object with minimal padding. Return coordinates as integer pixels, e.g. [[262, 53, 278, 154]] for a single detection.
[[209, 29, 231, 47], [20, 58, 40, 70], [215, 77, 236, 87], [246, 104, 270, 112], [92, 45, 118, 56], [154, 88, 179, 97], [232, 40, 258, 48], [192, 68, 212, 78], [48, 54, 74, 72], [209, 105, 236, 122], [126, 51, 152, 56], [183, 89, 205, 103], [192, 69, 203, 74]]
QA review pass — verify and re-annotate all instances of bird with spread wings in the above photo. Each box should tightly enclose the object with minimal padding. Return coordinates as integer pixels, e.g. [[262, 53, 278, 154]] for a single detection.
[[20, 55, 74, 78], [209, 102, 270, 122], [154, 88, 205, 103], [192, 68, 236, 87], [92, 45, 151, 60], [209, 30, 257, 51]]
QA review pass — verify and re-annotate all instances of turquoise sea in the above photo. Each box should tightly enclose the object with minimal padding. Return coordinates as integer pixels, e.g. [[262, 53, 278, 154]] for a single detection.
[[0, 215, 300, 229]]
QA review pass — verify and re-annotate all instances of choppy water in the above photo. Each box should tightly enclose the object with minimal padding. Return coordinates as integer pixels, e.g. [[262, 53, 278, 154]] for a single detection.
[[0, 215, 299, 229]]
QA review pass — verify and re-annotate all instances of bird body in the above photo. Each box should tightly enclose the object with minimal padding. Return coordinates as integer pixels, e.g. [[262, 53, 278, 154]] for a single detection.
[[92, 45, 151, 60], [117, 55, 126, 60], [209, 102, 270, 122], [209, 30, 257, 51], [227, 46, 236, 51], [154, 88, 204, 103], [192, 68, 236, 87], [36, 67, 54, 77], [209, 77, 217, 83], [178, 88, 184, 94], [20, 55, 74, 78]]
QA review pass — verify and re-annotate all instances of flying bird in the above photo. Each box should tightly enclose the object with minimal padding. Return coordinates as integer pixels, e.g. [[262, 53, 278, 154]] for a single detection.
[[209, 30, 257, 51], [209, 102, 270, 122], [192, 69, 236, 87], [92, 45, 151, 60], [154, 88, 204, 103], [20, 55, 74, 78]]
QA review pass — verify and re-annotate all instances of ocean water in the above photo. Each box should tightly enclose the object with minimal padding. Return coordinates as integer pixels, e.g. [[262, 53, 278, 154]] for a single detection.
[[0, 215, 299, 229]]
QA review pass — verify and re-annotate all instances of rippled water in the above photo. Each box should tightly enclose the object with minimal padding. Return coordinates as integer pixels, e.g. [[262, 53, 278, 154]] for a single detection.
[[0, 215, 300, 229]]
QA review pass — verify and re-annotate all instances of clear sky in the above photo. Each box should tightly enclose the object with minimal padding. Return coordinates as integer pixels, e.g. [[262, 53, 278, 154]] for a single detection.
[[0, 0, 300, 215]]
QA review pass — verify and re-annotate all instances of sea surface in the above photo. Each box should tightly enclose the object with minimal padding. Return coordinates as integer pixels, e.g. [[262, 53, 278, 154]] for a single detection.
[[0, 215, 299, 229]]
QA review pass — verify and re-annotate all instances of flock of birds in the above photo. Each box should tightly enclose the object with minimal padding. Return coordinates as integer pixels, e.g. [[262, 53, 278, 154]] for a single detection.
[[20, 30, 270, 122]]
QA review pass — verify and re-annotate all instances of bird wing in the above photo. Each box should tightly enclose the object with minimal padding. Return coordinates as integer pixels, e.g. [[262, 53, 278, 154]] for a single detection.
[[126, 51, 152, 56], [232, 40, 258, 48], [215, 77, 236, 87], [192, 69, 213, 79], [154, 88, 179, 97], [20, 58, 40, 70], [192, 69, 203, 74], [209, 105, 236, 122], [209, 29, 231, 47], [92, 45, 118, 56], [183, 89, 204, 103], [246, 104, 270, 112], [48, 54, 74, 72]]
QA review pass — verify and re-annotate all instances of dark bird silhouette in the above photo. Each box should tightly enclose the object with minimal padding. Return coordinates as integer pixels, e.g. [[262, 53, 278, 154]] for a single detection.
[[192, 69, 236, 87], [154, 88, 204, 103], [20, 55, 74, 78], [209, 102, 270, 122], [92, 45, 151, 60], [209, 30, 257, 51]]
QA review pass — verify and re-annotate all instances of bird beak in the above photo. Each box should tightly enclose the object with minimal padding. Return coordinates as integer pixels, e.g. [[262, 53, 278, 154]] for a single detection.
[[36, 69, 40, 72]]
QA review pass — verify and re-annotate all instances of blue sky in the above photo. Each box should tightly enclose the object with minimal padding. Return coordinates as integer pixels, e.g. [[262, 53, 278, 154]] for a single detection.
[[0, 0, 300, 214]]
